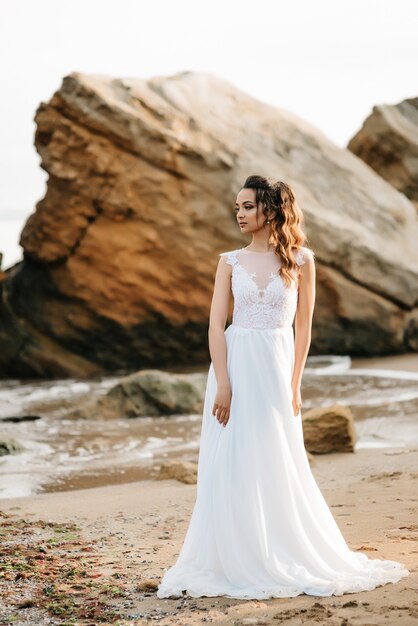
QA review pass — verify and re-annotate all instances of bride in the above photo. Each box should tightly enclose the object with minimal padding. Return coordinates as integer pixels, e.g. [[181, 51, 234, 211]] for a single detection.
[[157, 175, 410, 599]]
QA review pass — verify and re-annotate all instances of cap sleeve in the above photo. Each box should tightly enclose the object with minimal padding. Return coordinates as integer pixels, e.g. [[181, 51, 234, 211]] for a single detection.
[[219, 250, 239, 267], [294, 246, 314, 266]]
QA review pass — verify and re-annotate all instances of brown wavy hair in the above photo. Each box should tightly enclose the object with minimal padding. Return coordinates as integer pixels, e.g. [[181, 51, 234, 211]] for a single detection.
[[241, 175, 311, 288]]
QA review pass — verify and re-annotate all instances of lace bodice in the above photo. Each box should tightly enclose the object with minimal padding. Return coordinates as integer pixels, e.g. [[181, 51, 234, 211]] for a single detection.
[[219, 247, 312, 330]]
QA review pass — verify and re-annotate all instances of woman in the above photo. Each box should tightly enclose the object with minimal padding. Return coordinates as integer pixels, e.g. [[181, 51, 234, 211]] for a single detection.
[[157, 175, 410, 599]]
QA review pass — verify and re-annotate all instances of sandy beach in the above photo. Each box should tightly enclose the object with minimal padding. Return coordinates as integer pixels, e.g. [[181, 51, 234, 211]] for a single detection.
[[1, 442, 417, 625], [0, 352, 417, 624]]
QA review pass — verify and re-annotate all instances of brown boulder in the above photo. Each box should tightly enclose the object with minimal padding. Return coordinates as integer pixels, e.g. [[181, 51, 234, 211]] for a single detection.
[[302, 404, 356, 454], [0, 72, 417, 378], [156, 460, 198, 484], [348, 96, 418, 210]]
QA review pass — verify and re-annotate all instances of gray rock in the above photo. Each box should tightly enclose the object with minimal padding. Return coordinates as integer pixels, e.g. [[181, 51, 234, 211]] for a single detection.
[[66, 369, 207, 419], [0, 438, 25, 456]]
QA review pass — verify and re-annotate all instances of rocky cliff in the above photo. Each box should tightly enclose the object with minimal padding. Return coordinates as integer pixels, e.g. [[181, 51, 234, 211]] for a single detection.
[[1, 71, 417, 378], [348, 96, 418, 211]]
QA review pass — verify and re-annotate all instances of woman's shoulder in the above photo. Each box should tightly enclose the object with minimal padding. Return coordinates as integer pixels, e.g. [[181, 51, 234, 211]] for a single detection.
[[218, 248, 242, 265]]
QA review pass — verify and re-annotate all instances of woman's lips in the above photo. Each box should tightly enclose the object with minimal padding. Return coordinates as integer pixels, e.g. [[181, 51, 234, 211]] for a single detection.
[[239, 223, 247, 226]]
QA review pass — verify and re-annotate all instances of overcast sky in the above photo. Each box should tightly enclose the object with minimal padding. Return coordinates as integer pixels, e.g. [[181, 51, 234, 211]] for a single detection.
[[0, 0, 417, 267]]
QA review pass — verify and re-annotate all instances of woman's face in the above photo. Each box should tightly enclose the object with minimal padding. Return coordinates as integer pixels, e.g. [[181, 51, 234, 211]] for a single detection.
[[234, 188, 264, 233]]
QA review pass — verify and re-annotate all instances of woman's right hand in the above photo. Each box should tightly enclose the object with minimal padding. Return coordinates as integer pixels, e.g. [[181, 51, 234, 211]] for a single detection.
[[212, 382, 232, 427]]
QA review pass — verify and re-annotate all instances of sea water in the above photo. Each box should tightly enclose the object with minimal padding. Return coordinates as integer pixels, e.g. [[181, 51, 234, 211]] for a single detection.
[[0, 356, 417, 498]]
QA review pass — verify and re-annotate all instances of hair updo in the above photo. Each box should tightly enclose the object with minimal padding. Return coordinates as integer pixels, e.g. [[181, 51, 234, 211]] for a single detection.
[[241, 175, 309, 287]]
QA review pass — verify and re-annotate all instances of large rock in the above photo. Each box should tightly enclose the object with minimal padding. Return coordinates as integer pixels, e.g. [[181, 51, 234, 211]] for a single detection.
[[301, 404, 356, 454], [0, 72, 417, 378], [348, 97, 418, 210]]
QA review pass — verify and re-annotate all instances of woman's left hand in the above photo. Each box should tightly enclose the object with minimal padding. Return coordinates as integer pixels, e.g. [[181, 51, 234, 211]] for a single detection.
[[291, 383, 302, 416]]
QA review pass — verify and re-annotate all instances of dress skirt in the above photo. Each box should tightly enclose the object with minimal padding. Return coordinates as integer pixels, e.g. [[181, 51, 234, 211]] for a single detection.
[[156, 323, 410, 599]]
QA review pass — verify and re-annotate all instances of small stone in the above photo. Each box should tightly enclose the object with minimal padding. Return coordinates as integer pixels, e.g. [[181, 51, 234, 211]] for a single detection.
[[137, 578, 159, 590]]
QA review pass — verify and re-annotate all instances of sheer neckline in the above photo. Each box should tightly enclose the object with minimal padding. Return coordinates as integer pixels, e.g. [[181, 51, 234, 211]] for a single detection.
[[241, 247, 276, 254]]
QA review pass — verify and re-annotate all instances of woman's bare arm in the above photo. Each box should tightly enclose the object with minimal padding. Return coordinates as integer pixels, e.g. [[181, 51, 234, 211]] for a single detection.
[[292, 251, 316, 392], [208, 255, 233, 426], [208, 255, 232, 386]]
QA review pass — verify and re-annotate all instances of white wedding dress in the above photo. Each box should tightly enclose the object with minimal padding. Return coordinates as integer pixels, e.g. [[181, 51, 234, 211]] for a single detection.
[[157, 247, 410, 599]]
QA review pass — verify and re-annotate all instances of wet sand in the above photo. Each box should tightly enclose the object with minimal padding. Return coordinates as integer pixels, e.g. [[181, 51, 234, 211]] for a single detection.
[[1, 445, 417, 625]]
